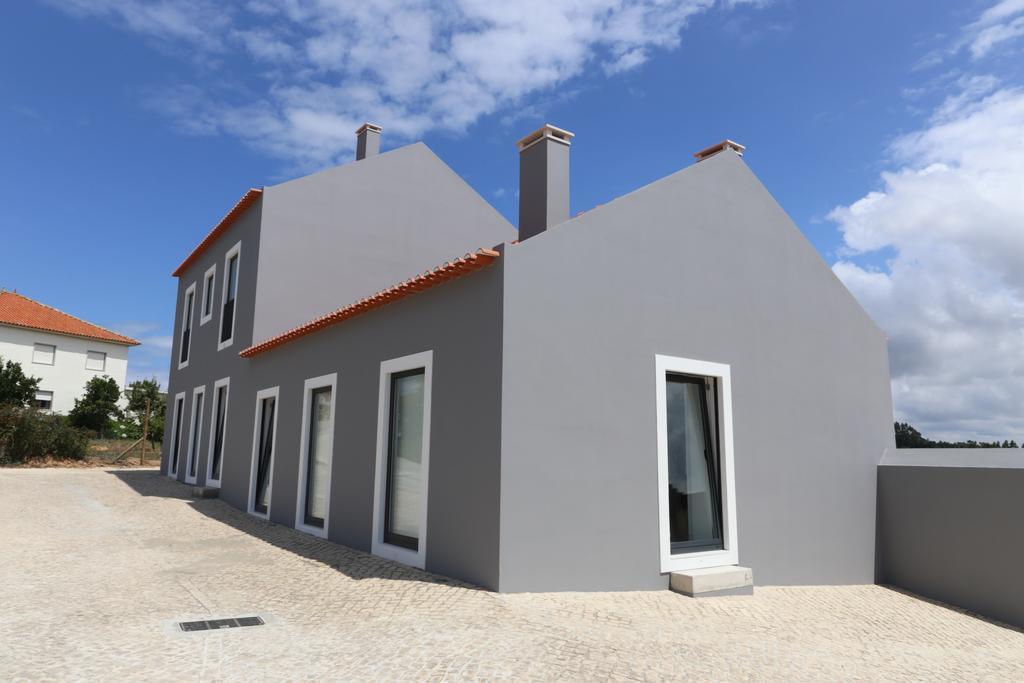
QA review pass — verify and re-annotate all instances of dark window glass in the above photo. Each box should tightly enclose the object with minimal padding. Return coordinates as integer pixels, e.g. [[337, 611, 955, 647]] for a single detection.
[[170, 397, 185, 473], [210, 385, 228, 481], [221, 254, 238, 343], [180, 290, 194, 364], [203, 273, 214, 317], [253, 396, 275, 514], [303, 387, 333, 527], [665, 374, 723, 553], [384, 369, 425, 550], [188, 392, 204, 478]]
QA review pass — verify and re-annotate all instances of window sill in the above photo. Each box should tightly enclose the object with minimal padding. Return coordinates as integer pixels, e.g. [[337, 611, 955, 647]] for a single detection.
[[661, 547, 738, 574]]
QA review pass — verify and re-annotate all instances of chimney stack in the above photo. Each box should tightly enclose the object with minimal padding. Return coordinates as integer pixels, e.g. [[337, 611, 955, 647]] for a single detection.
[[517, 124, 574, 241], [355, 123, 382, 160]]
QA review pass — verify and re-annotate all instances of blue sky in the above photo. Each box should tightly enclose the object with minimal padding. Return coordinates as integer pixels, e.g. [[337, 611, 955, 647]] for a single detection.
[[2, 1, 1023, 441]]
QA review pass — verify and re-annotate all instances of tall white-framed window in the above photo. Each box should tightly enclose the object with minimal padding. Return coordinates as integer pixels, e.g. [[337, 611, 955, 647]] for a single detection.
[[218, 241, 241, 351], [184, 385, 206, 485], [168, 391, 186, 478], [248, 386, 279, 519], [295, 373, 337, 538], [32, 343, 56, 365], [655, 354, 738, 574], [371, 350, 432, 570], [179, 282, 196, 369], [85, 350, 106, 372], [205, 377, 230, 488], [200, 264, 216, 325]]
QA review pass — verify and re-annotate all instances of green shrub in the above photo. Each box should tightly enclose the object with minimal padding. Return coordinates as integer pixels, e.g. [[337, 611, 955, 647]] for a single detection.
[[0, 406, 90, 464]]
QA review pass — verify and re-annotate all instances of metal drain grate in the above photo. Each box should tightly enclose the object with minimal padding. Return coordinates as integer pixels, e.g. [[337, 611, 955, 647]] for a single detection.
[[179, 616, 264, 632]]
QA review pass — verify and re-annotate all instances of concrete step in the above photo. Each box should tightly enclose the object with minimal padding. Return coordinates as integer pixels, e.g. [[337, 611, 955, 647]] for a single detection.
[[670, 565, 753, 597], [191, 486, 220, 499]]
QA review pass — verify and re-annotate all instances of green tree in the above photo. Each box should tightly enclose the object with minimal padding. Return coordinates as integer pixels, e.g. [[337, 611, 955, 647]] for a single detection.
[[0, 355, 40, 407], [69, 376, 123, 436], [124, 378, 166, 443]]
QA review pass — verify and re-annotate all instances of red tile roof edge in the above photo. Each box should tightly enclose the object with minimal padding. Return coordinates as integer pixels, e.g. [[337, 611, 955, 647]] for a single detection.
[[240, 247, 500, 358], [0, 291, 140, 346], [172, 188, 263, 277]]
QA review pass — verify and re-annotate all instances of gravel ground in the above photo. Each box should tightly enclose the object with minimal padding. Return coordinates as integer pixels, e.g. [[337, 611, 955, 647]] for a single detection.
[[2, 467, 1023, 681]]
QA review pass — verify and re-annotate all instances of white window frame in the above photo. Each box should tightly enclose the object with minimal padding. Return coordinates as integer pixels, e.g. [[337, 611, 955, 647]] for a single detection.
[[184, 385, 206, 485], [205, 376, 230, 489], [655, 354, 738, 573], [248, 385, 279, 520], [32, 342, 56, 366], [34, 390, 54, 410], [200, 264, 216, 325], [294, 373, 338, 539], [371, 350, 433, 570], [168, 391, 187, 479], [217, 241, 241, 351], [179, 281, 196, 370], [85, 350, 106, 372]]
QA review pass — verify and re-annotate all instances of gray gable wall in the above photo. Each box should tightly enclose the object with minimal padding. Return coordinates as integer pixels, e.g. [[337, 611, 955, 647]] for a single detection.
[[253, 142, 516, 342], [497, 150, 894, 591]]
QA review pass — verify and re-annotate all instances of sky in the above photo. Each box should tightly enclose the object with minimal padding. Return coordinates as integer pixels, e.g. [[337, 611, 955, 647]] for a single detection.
[[1, 0, 1022, 442]]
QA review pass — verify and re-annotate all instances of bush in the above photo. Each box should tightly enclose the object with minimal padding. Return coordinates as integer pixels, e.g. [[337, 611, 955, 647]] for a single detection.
[[0, 405, 90, 464]]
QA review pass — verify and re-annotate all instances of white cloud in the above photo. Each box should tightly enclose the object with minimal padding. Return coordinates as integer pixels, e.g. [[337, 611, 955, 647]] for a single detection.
[[966, 0, 1024, 58], [48, 0, 766, 169], [830, 83, 1024, 442]]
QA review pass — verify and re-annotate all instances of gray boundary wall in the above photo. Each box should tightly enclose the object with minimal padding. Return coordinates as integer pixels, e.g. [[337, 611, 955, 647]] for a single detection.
[[877, 448, 1024, 629]]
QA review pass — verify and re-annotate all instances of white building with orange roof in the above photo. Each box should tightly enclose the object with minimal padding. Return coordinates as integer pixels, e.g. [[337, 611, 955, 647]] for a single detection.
[[0, 290, 139, 413]]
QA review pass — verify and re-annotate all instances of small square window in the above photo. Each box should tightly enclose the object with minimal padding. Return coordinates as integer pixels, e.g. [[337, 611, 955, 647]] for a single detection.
[[32, 343, 55, 365], [34, 390, 53, 410], [85, 350, 106, 372]]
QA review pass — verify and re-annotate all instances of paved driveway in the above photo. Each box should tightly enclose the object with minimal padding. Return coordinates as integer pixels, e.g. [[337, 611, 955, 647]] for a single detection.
[[2, 468, 1023, 681]]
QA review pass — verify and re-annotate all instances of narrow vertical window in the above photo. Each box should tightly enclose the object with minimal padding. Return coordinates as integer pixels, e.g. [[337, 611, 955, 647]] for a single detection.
[[384, 369, 426, 550], [665, 374, 722, 552], [179, 283, 195, 367], [186, 387, 205, 484], [207, 381, 229, 485], [304, 387, 333, 527], [169, 394, 185, 476], [201, 265, 216, 324], [252, 394, 276, 515], [219, 243, 240, 348], [656, 355, 737, 573]]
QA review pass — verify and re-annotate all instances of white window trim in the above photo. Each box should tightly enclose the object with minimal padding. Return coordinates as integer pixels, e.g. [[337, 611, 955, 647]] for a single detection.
[[32, 343, 56, 366], [168, 391, 187, 479], [655, 354, 739, 574], [85, 350, 106, 372], [371, 350, 433, 570], [200, 264, 216, 325], [204, 376, 230, 489], [294, 373, 338, 539], [248, 385, 279, 520], [179, 281, 196, 370], [217, 241, 241, 352], [184, 385, 206, 485]]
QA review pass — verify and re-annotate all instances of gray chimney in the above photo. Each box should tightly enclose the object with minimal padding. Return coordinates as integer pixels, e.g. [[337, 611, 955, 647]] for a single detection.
[[355, 122, 382, 160], [517, 124, 574, 240]]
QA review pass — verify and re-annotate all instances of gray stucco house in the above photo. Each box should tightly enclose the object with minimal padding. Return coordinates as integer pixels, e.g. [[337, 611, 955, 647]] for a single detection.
[[162, 123, 894, 593]]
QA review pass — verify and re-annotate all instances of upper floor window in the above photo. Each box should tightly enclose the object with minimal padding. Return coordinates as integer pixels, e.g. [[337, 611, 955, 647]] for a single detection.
[[219, 242, 241, 350], [179, 282, 196, 369], [32, 343, 55, 365], [200, 265, 216, 325], [85, 350, 106, 372]]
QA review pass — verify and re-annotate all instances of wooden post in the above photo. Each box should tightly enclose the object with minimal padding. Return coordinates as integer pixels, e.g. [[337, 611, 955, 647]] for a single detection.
[[141, 397, 151, 466]]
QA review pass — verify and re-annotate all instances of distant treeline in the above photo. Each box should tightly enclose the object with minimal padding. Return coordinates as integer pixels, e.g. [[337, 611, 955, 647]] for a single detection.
[[895, 422, 1019, 449]]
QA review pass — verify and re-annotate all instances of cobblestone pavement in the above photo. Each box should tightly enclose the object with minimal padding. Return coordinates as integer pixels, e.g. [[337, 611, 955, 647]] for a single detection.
[[3, 468, 1024, 681]]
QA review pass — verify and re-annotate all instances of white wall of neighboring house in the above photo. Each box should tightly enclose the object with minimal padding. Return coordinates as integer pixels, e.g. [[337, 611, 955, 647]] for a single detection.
[[0, 325, 131, 414]]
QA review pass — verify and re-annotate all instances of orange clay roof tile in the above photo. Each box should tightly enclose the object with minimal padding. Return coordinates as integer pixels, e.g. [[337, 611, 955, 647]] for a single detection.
[[0, 290, 139, 346], [172, 188, 262, 277], [239, 247, 500, 358]]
